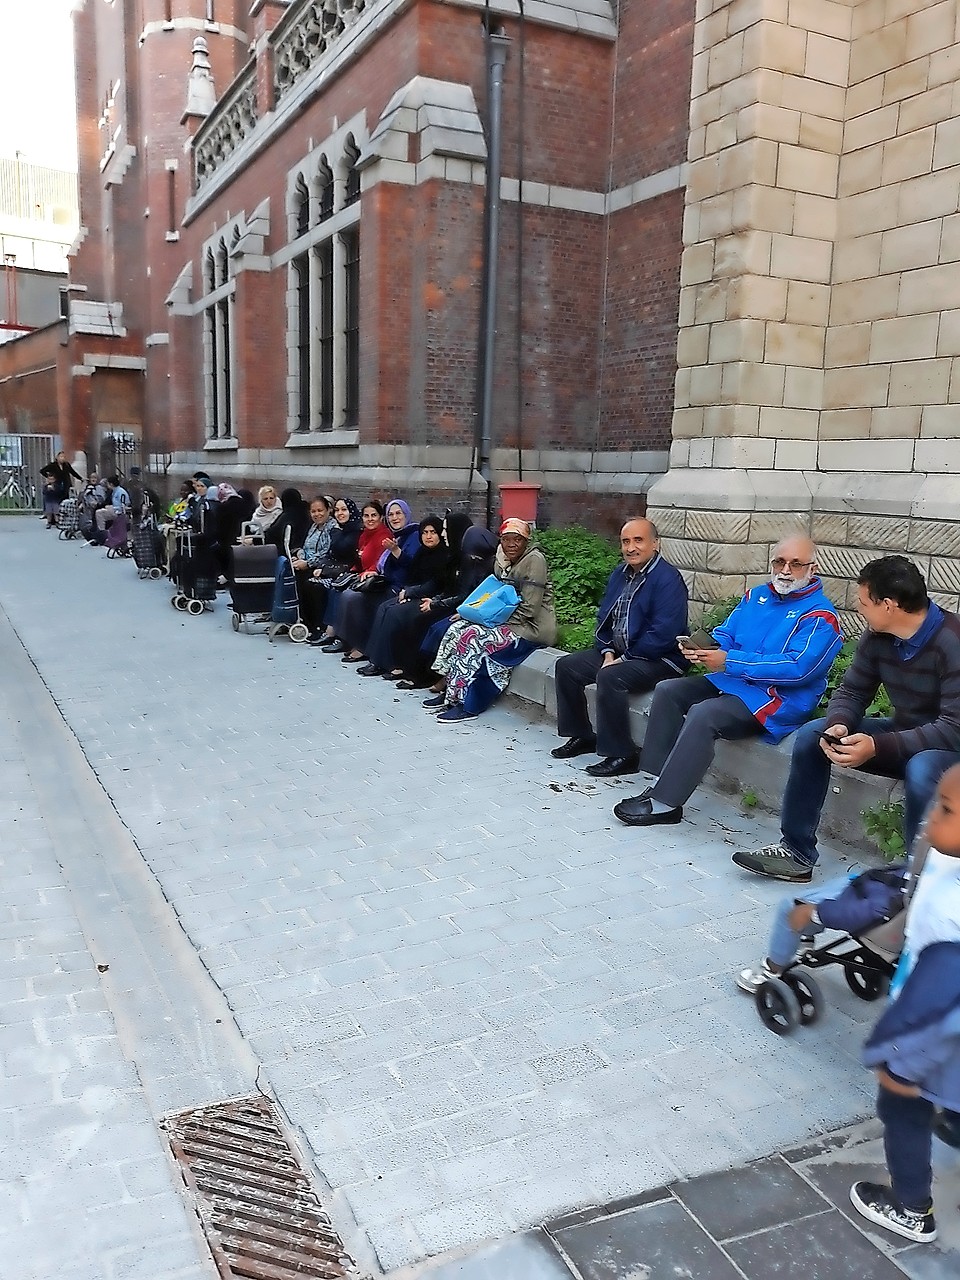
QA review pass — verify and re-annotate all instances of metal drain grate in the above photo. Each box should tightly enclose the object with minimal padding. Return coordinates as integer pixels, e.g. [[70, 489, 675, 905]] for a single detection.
[[165, 1095, 357, 1280]]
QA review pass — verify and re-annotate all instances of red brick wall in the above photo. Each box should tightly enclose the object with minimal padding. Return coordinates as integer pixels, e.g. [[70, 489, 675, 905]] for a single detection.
[[0, 326, 67, 439], [598, 188, 685, 451], [610, 0, 695, 187]]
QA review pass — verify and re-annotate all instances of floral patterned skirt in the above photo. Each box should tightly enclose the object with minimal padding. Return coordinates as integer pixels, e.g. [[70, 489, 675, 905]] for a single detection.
[[433, 618, 517, 705]]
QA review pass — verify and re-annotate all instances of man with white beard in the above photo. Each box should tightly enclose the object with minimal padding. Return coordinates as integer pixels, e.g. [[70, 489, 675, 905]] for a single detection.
[[735, 555, 960, 884], [612, 536, 842, 860]]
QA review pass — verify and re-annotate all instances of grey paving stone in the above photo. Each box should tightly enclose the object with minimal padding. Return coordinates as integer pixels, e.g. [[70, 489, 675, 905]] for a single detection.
[[723, 1210, 909, 1279], [404, 1229, 575, 1279], [555, 1197, 743, 1279], [672, 1154, 830, 1241]]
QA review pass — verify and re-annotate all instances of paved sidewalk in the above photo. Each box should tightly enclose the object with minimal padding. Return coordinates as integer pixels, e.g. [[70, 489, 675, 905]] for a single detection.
[[0, 574, 214, 1278], [397, 1124, 960, 1279], [1, 517, 957, 1275]]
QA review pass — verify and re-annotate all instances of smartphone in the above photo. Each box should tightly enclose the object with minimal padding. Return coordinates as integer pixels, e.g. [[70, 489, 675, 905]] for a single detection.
[[678, 628, 719, 651], [820, 730, 844, 745]]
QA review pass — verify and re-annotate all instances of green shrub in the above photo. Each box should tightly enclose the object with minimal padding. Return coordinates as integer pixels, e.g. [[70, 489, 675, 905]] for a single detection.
[[557, 620, 597, 653], [700, 595, 741, 632], [536, 527, 621, 647], [861, 799, 907, 862], [818, 637, 893, 716]]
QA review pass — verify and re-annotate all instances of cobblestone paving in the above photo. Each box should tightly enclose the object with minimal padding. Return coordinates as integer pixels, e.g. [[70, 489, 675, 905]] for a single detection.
[[0, 518, 891, 1271]]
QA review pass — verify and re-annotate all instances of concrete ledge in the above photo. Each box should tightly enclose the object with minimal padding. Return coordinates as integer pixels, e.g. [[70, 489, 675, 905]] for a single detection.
[[507, 648, 899, 857]]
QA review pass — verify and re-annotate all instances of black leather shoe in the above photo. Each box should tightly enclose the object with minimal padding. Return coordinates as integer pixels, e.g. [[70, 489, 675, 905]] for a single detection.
[[320, 639, 345, 653], [358, 664, 384, 677], [585, 753, 640, 778], [551, 735, 596, 760], [613, 796, 682, 827]]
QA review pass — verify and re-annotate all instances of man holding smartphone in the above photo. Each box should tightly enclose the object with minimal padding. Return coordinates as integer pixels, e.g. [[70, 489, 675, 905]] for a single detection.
[[613, 535, 843, 837], [734, 556, 960, 883]]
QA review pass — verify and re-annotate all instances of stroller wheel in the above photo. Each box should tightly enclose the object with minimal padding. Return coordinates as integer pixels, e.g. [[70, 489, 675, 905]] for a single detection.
[[187, 598, 205, 615], [231, 612, 241, 632], [844, 956, 889, 1002], [173, 594, 188, 611], [755, 977, 801, 1036], [782, 970, 824, 1026], [149, 567, 163, 580], [289, 622, 310, 644]]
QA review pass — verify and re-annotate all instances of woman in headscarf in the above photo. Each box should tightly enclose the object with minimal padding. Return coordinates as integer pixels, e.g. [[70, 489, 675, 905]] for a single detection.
[[357, 515, 453, 676], [334, 498, 420, 663], [214, 483, 252, 575], [319, 500, 393, 654], [264, 487, 311, 557], [363, 511, 476, 683], [303, 497, 362, 642], [397, 521, 495, 689], [426, 518, 556, 723]]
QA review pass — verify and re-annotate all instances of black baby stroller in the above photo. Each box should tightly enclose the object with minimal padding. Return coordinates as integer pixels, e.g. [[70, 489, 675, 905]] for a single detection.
[[228, 539, 278, 633], [753, 843, 929, 1036], [57, 496, 83, 540]]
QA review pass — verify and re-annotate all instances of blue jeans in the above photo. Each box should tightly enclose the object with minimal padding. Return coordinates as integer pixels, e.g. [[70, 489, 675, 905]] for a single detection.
[[765, 873, 854, 968], [878, 1084, 935, 1211], [781, 717, 958, 867]]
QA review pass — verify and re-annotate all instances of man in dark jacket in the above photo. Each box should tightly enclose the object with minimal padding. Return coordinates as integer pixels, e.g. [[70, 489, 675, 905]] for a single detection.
[[735, 556, 960, 883], [551, 518, 689, 777]]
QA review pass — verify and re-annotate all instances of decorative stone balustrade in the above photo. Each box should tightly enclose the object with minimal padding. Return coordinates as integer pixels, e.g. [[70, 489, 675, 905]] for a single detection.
[[194, 65, 259, 188], [272, 0, 368, 104]]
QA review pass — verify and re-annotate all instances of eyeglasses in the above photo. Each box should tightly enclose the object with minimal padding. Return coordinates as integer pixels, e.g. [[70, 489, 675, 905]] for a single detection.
[[771, 558, 814, 573]]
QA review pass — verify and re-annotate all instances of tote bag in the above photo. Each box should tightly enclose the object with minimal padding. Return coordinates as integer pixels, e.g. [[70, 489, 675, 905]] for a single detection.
[[458, 573, 521, 626]]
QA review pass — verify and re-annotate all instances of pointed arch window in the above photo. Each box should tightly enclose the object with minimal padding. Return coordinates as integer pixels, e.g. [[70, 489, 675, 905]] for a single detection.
[[286, 137, 363, 436], [202, 238, 235, 440]]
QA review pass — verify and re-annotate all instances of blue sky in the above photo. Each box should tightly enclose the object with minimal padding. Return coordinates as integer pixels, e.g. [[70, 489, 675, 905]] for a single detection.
[[1, 0, 78, 170]]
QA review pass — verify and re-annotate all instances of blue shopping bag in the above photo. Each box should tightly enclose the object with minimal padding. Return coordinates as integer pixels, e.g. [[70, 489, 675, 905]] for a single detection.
[[457, 573, 521, 626]]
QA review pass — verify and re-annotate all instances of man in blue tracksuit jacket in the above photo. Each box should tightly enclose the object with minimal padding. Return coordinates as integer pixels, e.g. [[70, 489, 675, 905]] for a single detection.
[[552, 518, 689, 777], [614, 534, 842, 834]]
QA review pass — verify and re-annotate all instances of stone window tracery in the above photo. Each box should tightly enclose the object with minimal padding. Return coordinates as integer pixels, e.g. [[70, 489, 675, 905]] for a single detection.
[[286, 131, 363, 436]]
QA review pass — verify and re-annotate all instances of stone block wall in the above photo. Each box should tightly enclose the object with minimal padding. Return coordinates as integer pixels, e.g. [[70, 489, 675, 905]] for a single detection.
[[649, 0, 960, 622]]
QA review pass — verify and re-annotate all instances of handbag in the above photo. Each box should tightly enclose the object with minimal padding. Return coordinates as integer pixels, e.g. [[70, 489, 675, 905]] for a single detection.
[[330, 571, 360, 590], [356, 572, 387, 594], [318, 560, 351, 580], [458, 573, 521, 626]]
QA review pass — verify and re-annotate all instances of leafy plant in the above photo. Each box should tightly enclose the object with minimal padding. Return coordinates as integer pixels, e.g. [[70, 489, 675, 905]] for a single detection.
[[536, 527, 621, 650], [557, 619, 597, 653], [861, 799, 906, 862], [741, 789, 759, 810], [700, 595, 741, 632], [818, 638, 893, 716]]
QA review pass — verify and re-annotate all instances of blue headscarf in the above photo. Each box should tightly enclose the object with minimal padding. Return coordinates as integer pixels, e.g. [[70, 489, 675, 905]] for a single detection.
[[384, 497, 412, 529]]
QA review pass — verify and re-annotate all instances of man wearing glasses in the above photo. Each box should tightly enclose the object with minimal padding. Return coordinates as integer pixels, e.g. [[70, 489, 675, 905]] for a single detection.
[[735, 555, 960, 883], [613, 536, 842, 851]]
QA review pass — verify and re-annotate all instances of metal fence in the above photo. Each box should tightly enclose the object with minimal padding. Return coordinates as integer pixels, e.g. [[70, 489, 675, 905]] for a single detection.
[[0, 433, 56, 511]]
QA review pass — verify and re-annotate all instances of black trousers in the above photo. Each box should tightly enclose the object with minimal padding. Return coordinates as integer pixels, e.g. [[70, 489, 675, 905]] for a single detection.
[[641, 676, 760, 809], [555, 648, 674, 759], [299, 578, 331, 632]]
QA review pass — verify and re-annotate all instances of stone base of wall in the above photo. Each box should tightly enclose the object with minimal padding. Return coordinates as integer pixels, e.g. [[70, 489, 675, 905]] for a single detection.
[[646, 467, 960, 630]]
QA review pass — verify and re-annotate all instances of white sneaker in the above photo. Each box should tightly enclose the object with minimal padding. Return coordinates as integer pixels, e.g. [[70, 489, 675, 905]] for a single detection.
[[735, 962, 778, 994]]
